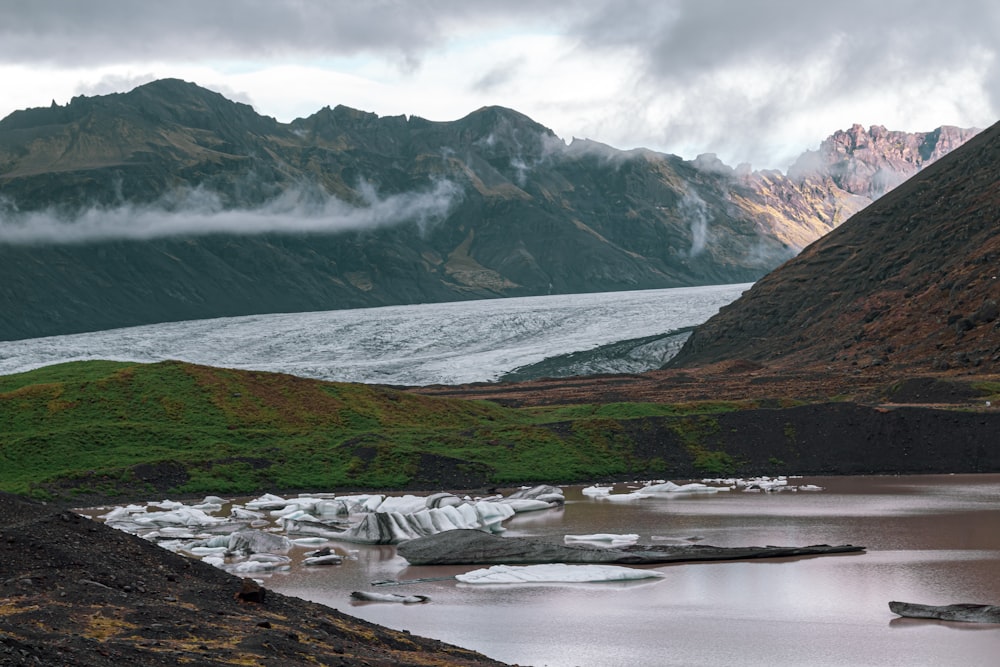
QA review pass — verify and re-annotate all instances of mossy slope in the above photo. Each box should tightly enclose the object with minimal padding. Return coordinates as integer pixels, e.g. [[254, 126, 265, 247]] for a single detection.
[[4, 360, 999, 501]]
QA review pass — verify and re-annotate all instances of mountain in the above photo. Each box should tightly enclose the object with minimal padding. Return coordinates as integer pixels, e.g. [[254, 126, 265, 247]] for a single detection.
[[0, 79, 976, 340], [789, 123, 980, 199], [669, 120, 1000, 375]]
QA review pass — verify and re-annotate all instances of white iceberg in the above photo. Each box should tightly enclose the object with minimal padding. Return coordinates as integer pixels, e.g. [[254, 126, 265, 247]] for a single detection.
[[598, 492, 647, 502], [639, 481, 721, 495], [350, 591, 430, 604], [227, 529, 292, 554], [564, 533, 639, 547], [455, 564, 665, 584], [131, 507, 227, 527], [245, 493, 290, 510], [333, 501, 517, 544], [497, 498, 556, 513], [303, 554, 344, 566]]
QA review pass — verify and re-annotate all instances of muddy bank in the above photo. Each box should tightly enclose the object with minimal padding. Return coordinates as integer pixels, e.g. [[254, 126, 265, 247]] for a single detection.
[[616, 402, 1000, 479]]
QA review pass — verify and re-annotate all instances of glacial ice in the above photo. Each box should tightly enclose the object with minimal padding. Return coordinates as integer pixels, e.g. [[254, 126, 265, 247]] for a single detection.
[[639, 481, 722, 495], [564, 533, 640, 547], [94, 486, 565, 572], [0, 283, 751, 385], [455, 564, 665, 584]]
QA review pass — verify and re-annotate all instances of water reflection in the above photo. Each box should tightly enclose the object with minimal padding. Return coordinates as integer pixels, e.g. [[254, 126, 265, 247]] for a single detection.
[[277, 475, 1000, 666], [87, 475, 1000, 666]]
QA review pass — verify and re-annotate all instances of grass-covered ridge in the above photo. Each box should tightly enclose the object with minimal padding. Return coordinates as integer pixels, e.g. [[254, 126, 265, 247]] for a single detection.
[[7, 360, 996, 501], [0, 360, 780, 500]]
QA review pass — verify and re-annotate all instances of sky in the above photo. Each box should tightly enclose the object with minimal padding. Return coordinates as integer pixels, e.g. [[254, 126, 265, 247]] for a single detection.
[[1, 0, 998, 171]]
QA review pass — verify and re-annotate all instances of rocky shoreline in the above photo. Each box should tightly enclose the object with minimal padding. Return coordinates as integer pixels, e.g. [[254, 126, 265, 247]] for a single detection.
[[0, 491, 511, 667]]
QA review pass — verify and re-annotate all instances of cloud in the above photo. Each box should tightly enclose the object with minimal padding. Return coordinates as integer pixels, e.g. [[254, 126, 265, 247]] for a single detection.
[[1, 1, 997, 169], [678, 188, 709, 257], [0, 1, 559, 68], [0, 179, 462, 244], [568, 0, 1000, 167], [471, 57, 527, 93]]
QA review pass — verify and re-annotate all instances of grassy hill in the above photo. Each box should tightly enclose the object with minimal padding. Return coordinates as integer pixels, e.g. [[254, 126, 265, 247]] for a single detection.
[[0, 359, 748, 500], [3, 360, 998, 502]]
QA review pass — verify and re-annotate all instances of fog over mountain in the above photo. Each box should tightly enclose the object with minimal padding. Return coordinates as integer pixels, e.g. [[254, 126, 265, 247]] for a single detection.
[[0, 79, 979, 341]]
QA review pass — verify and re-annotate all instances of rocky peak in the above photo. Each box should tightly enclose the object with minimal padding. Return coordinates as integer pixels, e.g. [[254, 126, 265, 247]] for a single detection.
[[788, 123, 980, 199], [121, 78, 280, 138], [671, 119, 1000, 375]]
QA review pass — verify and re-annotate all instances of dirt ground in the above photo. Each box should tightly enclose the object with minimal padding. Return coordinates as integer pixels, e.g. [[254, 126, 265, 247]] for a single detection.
[[410, 361, 997, 408]]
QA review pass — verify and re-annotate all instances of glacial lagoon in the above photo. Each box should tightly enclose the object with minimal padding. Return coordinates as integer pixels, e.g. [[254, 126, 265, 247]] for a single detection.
[[84, 474, 1000, 666]]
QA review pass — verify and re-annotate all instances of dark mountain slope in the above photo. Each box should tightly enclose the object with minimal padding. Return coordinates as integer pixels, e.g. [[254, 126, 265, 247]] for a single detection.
[[669, 120, 1000, 374]]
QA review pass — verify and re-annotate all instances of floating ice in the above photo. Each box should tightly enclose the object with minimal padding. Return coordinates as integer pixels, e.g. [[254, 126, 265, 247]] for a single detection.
[[565, 533, 639, 547], [498, 498, 555, 512], [130, 507, 227, 527], [303, 554, 344, 566], [245, 493, 290, 510], [639, 481, 721, 495], [84, 486, 564, 569], [455, 564, 665, 584], [350, 591, 430, 604], [227, 529, 291, 554]]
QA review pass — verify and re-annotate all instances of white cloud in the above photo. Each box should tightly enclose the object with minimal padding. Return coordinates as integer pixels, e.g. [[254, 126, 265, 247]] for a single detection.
[[0, 180, 462, 244], [0, 1, 997, 169]]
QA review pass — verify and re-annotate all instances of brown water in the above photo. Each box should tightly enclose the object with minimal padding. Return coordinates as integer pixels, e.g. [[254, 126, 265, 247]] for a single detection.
[[254, 475, 1000, 666]]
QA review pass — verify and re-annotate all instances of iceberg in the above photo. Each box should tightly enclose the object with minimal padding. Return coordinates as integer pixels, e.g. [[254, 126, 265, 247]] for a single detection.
[[565, 533, 640, 547], [639, 481, 721, 495], [245, 493, 290, 510], [130, 507, 227, 527], [455, 563, 665, 584], [303, 553, 343, 566], [333, 501, 517, 544], [497, 498, 555, 512], [350, 591, 430, 604], [227, 529, 292, 554], [506, 484, 565, 507]]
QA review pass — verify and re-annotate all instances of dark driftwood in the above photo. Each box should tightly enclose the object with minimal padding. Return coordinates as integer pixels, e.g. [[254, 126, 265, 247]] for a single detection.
[[396, 529, 864, 565], [889, 601, 1000, 623]]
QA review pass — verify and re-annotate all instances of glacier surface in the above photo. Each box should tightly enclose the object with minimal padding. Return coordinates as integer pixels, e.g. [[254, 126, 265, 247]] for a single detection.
[[0, 283, 749, 385]]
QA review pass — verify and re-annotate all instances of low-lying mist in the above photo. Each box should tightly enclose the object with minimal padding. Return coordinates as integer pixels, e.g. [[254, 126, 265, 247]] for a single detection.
[[0, 178, 462, 244]]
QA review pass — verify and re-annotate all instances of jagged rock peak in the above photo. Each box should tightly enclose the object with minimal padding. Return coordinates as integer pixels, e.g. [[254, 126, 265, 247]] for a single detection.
[[788, 123, 981, 199]]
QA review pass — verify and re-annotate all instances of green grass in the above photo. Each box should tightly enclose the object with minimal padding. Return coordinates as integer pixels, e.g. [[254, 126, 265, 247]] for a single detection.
[[0, 360, 791, 500], [971, 381, 1000, 404]]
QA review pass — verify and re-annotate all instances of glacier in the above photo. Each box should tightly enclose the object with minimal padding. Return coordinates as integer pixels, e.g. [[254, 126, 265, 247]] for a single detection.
[[0, 283, 749, 385]]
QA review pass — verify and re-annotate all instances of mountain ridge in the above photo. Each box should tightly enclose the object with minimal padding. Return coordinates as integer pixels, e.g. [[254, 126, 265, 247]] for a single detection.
[[0, 79, 979, 340], [669, 119, 1000, 375]]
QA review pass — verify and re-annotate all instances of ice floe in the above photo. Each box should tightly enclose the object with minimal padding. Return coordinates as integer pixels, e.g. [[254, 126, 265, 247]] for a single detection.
[[350, 591, 430, 604], [90, 487, 565, 574], [455, 564, 664, 584], [564, 533, 639, 547], [585, 477, 828, 500]]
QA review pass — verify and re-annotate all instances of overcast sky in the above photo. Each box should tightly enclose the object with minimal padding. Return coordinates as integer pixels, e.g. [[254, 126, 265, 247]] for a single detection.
[[1, 0, 997, 170]]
